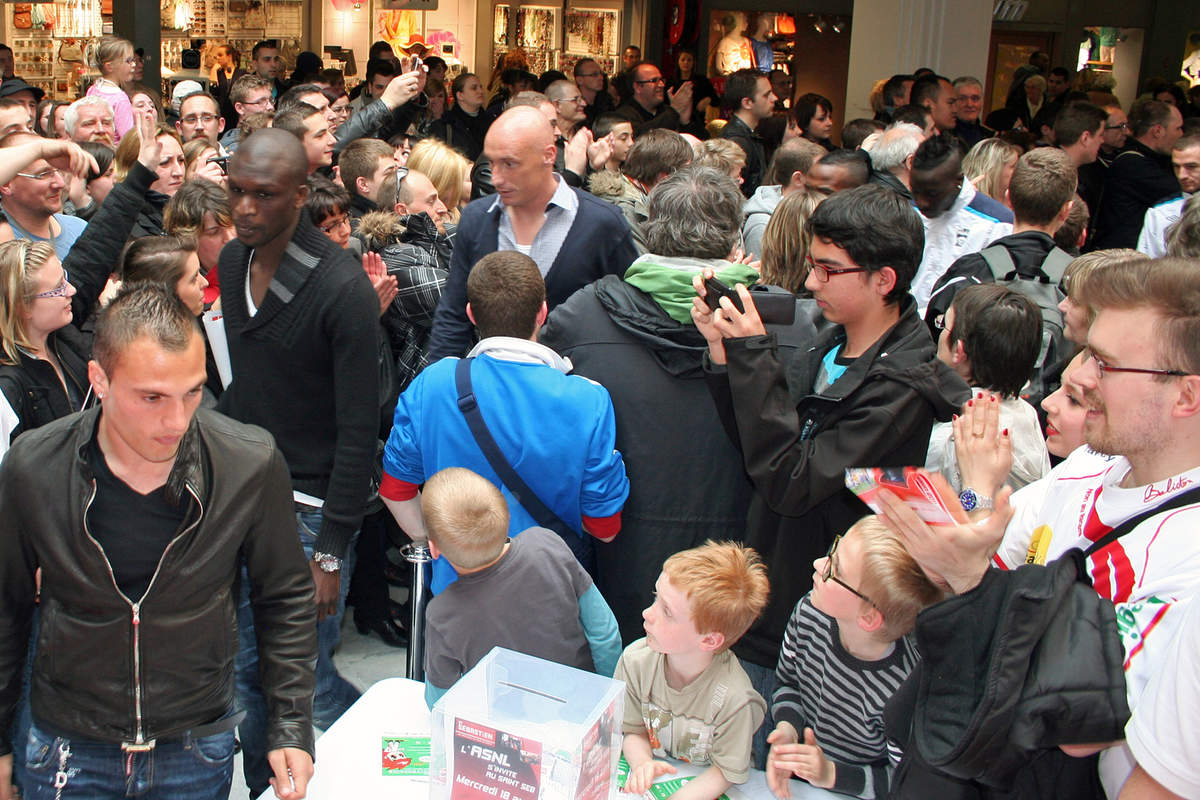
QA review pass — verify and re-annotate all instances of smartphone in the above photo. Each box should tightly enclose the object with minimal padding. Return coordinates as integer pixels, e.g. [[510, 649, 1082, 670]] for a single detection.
[[207, 154, 230, 174], [703, 277, 798, 326], [703, 276, 744, 314]]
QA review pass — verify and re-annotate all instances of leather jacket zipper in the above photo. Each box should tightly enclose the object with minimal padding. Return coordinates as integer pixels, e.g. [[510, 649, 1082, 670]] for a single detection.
[[51, 337, 87, 410], [81, 480, 204, 745]]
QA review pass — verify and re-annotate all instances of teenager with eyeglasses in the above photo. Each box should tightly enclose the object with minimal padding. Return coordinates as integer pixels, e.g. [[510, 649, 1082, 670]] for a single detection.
[[691, 184, 969, 768]]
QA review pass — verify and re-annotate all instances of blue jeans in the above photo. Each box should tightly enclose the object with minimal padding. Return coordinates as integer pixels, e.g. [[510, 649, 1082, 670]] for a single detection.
[[739, 657, 778, 771], [234, 509, 360, 796], [8, 608, 37, 794], [21, 719, 234, 800]]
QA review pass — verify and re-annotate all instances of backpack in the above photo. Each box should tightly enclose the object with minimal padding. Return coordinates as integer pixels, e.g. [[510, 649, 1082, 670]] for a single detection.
[[978, 244, 1073, 407]]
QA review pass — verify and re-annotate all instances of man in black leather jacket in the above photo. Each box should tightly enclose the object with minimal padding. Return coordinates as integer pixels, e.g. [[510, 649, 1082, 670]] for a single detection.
[[0, 285, 317, 800]]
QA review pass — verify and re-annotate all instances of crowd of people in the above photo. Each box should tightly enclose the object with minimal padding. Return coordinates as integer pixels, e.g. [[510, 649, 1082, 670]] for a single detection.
[[0, 32, 1199, 800]]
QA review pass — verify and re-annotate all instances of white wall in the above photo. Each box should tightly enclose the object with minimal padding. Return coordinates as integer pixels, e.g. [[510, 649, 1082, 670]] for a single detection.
[[844, 0, 994, 119]]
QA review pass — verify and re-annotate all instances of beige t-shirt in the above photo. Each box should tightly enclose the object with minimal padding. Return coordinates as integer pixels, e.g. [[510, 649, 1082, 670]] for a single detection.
[[614, 638, 765, 783]]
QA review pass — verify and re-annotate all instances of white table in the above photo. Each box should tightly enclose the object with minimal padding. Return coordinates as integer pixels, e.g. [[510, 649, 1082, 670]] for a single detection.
[[258, 678, 838, 800]]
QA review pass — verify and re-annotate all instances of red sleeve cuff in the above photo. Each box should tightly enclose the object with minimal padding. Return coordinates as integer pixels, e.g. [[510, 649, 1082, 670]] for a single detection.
[[380, 473, 419, 502], [582, 512, 621, 540]]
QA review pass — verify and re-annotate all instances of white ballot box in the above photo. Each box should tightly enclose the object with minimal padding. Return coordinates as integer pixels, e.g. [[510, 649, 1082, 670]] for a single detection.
[[430, 648, 625, 800]]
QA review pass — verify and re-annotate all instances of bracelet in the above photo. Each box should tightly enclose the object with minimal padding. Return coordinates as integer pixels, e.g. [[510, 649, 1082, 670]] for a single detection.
[[312, 551, 342, 573]]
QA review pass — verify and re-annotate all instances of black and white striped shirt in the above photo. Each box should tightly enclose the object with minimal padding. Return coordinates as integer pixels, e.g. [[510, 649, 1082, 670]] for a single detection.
[[772, 594, 918, 799]]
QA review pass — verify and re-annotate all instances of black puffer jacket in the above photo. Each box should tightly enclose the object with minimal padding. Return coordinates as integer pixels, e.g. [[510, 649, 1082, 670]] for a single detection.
[[0, 407, 318, 757], [885, 553, 1128, 798], [708, 297, 970, 667], [541, 274, 818, 643]]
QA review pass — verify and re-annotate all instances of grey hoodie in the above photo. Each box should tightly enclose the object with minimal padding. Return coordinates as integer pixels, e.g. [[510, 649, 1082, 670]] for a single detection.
[[741, 184, 783, 258]]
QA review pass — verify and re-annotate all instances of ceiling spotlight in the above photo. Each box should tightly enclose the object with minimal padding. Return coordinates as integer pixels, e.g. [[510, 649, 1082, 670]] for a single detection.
[[832, 20, 844, 33], [813, 18, 827, 33]]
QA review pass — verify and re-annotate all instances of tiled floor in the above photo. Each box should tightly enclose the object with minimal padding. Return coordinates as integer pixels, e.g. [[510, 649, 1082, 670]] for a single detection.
[[229, 586, 412, 799]]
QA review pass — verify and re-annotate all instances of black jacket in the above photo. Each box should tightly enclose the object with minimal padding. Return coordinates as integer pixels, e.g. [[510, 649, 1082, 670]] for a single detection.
[[869, 168, 914, 201], [540, 274, 819, 643], [129, 190, 170, 239], [954, 119, 994, 150], [721, 115, 768, 197], [1091, 138, 1181, 250], [707, 297, 970, 667], [217, 211, 381, 559], [886, 554, 1128, 798], [923, 230, 1059, 335], [440, 104, 496, 162], [0, 407, 317, 757]]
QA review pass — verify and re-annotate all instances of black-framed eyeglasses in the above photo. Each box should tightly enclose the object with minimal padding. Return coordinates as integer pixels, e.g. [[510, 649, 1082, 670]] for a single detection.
[[822, 535, 873, 606], [393, 166, 410, 207], [1105, 122, 1128, 130], [805, 255, 870, 282], [1082, 347, 1189, 380], [634, 77, 665, 85], [318, 214, 350, 234]]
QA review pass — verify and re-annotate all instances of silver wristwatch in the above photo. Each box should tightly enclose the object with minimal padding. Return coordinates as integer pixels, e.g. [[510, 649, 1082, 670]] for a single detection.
[[312, 551, 343, 573], [959, 488, 994, 512]]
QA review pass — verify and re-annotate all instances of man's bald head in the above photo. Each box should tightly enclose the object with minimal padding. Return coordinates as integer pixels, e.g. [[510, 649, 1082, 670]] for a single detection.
[[483, 106, 558, 210], [488, 105, 556, 151], [231, 127, 309, 185]]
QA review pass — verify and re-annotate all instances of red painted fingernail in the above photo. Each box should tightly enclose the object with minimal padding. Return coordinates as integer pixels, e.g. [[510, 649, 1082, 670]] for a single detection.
[[968, 400, 973, 407], [952, 414, 958, 421], [990, 395, 997, 402], [1002, 428, 1009, 436]]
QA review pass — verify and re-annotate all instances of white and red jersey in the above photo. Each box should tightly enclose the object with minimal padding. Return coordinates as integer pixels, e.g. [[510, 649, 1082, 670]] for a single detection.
[[994, 447, 1200, 795]]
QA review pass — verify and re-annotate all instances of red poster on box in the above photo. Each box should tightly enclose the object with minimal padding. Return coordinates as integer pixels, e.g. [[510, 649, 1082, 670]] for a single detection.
[[450, 719, 542, 800]]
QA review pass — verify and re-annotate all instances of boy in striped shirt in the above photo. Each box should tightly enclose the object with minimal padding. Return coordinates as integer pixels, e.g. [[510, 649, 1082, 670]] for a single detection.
[[766, 517, 943, 799]]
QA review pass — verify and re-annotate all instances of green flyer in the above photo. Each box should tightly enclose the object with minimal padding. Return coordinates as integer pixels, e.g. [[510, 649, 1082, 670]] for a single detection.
[[382, 735, 432, 777], [616, 755, 730, 800]]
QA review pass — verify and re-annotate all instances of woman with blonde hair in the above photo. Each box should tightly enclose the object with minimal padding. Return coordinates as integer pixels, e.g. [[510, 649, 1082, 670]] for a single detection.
[[114, 123, 186, 236], [406, 137, 471, 224], [962, 138, 1021, 207], [86, 36, 136, 141], [0, 240, 88, 458], [759, 188, 823, 294]]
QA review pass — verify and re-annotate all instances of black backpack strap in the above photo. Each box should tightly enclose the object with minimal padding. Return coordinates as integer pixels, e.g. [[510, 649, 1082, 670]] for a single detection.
[[1082, 486, 1200, 558], [454, 357, 580, 538]]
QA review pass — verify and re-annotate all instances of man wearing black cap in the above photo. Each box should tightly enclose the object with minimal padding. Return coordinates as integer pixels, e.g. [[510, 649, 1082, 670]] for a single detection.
[[0, 78, 43, 127]]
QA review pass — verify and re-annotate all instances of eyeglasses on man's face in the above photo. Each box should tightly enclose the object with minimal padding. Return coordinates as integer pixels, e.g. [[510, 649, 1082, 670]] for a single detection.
[[805, 255, 869, 282]]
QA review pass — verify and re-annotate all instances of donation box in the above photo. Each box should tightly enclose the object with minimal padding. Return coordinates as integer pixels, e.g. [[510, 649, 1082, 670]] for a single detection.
[[430, 648, 625, 800]]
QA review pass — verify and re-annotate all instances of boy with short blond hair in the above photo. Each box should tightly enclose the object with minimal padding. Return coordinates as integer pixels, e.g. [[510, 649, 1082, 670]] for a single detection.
[[767, 516, 943, 799], [420, 468, 622, 706], [615, 542, 769, 800]]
